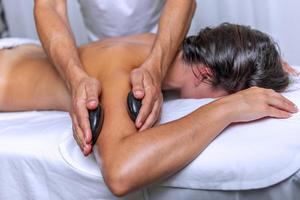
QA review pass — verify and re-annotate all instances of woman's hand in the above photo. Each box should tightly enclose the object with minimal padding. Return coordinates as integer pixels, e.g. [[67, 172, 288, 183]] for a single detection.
[[220, 87, 298, 123], [71, 75, 101, 156], [282, 60, 299, 76]]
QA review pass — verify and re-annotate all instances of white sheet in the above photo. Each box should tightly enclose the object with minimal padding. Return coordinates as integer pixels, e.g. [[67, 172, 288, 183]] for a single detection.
[[1, 110, 300, 200], [0, 111, 143, 199], [0, 37, 40, 49]]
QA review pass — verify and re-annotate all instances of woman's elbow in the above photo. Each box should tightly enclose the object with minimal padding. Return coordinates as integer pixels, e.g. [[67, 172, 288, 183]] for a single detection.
[[104, 166, 134, 197]]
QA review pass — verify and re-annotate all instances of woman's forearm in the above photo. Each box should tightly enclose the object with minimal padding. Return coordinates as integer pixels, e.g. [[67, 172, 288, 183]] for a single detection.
[[34, 0, 86, 89]]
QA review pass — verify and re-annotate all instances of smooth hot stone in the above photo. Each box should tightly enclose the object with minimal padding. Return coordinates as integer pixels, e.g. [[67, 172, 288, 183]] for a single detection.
[[127, 91, 142, 122], [88, 104, 104, 145]]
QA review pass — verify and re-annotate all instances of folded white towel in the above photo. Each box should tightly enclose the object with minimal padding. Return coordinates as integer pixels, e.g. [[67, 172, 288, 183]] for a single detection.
[[0, 37, 40, 49]]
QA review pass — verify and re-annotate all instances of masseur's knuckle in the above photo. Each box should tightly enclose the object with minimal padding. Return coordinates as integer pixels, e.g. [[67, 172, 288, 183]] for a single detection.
[[150, 88, 158, 99], [73, 99, 80, 109], [76, 100, 84, 111], [92, 79, 100, 88], [131, 69, 140, 78]]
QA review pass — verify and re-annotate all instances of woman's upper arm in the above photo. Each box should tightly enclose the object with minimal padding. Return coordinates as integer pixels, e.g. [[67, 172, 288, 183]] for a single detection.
[[97, 71, 137, 151]]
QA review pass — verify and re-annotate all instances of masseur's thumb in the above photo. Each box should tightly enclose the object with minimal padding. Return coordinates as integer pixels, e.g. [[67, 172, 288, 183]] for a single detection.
[[86, 80, 100, 109], [130, 69, 145, 99]]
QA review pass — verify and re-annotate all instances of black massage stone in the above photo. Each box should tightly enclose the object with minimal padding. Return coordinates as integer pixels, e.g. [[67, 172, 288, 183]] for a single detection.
[[127, 91, 142, 122], [88, 104, 104, 145]]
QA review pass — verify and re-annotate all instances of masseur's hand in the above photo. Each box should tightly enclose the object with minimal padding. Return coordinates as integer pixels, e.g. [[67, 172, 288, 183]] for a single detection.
[[221, 87, 298, 123], [71, 75, 100, 156], [130, 60, 163, 131]]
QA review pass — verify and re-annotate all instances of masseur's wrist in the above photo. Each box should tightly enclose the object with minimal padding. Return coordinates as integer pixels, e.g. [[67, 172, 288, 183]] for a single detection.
[[68, 66, 90, 92], [143, 49, 167, 85], [150, 34, 174, 75]]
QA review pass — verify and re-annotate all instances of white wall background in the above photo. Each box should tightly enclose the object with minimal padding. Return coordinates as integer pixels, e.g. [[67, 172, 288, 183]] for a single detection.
[[2, 0, 300, 65]]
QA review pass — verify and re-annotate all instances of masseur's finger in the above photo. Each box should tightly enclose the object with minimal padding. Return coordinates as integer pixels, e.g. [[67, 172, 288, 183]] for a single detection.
[[84, 79, 101, 145], [130, 68, 145, 99], [71, 113, 85, 151], [139, 98, 162, 131], [73, 113, 92, 156], [75, 100, 92, 145], [135, 74, 158, 128]]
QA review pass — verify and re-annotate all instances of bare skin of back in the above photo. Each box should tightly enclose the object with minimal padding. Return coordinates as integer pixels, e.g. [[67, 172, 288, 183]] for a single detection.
[[0, 33, 155, 112], [0, 34, 296, 196]]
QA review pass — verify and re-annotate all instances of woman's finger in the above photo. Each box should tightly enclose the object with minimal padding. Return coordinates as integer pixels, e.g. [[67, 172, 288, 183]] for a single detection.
[[266, 91, 298, 113], [265, 106, 292, 119]]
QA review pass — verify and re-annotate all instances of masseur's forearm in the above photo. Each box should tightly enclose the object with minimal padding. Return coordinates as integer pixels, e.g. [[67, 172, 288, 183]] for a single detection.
[[101, 101, 231, 196], [150, 0, 196, 77], [131, 0, 196, 130], [34, 0, 85, 89]]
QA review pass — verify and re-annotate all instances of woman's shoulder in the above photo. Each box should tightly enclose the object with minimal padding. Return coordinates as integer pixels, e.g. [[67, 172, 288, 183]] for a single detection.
[[79, 33, 155, 58], [79, 33, 155, 76]]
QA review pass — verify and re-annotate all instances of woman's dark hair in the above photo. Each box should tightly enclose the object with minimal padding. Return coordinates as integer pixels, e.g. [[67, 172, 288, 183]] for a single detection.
[[182, 23, 289, 93]]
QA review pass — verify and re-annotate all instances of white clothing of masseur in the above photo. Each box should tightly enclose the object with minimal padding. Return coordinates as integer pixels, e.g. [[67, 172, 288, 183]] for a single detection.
[[34, 0, 196, 156], [77, 0, 165, 40]]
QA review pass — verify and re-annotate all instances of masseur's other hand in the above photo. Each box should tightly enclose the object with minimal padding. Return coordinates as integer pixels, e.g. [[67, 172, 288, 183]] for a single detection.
[[130, 63, 163, 131], [71, 75, 100, 156], [221, 87, 298, 123]]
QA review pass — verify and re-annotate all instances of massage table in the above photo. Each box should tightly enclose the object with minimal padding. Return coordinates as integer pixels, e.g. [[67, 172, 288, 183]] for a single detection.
[[0, 38, 300, 199]]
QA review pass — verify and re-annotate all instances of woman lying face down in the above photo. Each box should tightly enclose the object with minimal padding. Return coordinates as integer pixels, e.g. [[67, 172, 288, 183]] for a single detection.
[[0, 23, 296, 196]]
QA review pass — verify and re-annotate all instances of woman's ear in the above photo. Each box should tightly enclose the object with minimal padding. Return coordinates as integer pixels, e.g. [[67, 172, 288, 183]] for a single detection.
[[195, 66, 213, 85], [193, 74, 202, 86]]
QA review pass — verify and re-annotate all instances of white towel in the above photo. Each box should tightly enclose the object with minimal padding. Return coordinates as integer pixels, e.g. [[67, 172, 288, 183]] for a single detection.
[[0, 37, 40, 49]]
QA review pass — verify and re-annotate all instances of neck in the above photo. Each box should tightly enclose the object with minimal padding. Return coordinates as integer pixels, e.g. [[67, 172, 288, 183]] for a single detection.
[[162, 52, 187, 91]]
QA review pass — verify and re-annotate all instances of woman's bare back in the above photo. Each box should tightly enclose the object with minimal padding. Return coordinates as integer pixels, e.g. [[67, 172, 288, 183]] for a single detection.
[[0, 33, 155, 111]]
